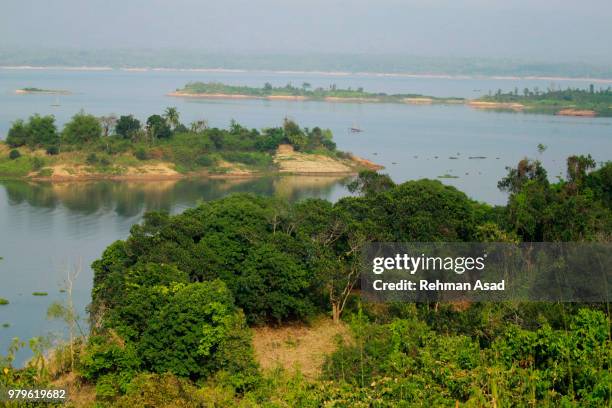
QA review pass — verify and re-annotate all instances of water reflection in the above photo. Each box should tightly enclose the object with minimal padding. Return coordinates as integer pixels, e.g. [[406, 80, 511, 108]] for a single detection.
[[2, 176, 351, 217], [0, 175, 351, 366]]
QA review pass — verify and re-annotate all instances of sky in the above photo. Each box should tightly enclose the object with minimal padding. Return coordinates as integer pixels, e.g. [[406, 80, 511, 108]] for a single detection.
[[2, 0, 611, 62]]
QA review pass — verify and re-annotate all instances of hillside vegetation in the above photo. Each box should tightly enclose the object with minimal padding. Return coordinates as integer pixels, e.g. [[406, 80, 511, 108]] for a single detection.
[[1, 153, 610, 407]]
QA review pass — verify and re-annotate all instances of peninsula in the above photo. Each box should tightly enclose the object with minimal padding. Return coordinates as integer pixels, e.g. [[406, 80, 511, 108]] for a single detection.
[[0, 109, 381, 181], [169, 81, 465, 104]]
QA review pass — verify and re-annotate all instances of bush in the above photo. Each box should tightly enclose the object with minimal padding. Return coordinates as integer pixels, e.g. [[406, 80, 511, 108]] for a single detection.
[[8, 149, 21, 160], [196, 154, 214, 167], [134, 148, 148, 161], [31, 157, 44, 171], [86, 153, 98, 165], [46, 146, 59, 155]]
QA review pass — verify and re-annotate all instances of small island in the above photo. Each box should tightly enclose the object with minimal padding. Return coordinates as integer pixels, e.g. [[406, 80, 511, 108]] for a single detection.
[[169, 81, 465, 104], [0, 109, 381, 181], [15, 87, 71, 95], [469, 86, 612, 117]]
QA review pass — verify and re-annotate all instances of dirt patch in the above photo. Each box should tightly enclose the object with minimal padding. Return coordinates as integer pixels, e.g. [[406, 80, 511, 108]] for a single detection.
[[252, 318, 351, 379], [557, 108, 597, 117], [31, 162, 182, 181], [274, 144, 380, 174]]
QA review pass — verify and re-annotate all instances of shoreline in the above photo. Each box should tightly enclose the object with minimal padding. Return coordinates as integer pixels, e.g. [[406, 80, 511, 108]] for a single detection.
[[2, 65, 612, 83], [23, 170, 360, 183], [168, 91, 462, 104]]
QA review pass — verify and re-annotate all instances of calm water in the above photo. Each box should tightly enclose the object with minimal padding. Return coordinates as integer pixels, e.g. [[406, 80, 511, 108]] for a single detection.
[[0, 68, 611, 364]]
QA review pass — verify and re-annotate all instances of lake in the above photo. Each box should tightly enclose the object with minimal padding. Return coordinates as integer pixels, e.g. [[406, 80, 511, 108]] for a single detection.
[[0, 68, 611, 364]]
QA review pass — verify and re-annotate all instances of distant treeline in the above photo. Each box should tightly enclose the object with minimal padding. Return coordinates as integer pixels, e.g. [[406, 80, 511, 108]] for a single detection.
[[480, 86, 612, 116], [176, 81, 458, 101], [2, 48, 612, 78]]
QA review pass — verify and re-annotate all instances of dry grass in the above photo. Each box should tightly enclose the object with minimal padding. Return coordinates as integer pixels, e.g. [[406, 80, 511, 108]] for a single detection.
[[252, 317, 351, 379]]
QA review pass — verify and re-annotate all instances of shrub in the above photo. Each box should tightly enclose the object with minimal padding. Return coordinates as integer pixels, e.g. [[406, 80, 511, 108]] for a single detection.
[[196, 154, 214, 167], [32, 157, 44, 171], [134, 148, 148, 161], [9, 149, 21, 160], [86, 153, 98, 165], [46, 146, 59, 155]]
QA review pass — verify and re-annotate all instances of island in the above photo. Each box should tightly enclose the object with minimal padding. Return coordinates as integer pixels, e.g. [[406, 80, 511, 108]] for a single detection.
[[469, 86, 612, 117], [15, 87, 71, 95], [0, 109, 381, 180], [169, 81, 465, 104]]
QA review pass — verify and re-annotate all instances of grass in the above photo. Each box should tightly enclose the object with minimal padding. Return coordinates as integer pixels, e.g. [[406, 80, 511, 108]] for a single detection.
[[252, 317, 351, 379], [32, 292, 48, 296]]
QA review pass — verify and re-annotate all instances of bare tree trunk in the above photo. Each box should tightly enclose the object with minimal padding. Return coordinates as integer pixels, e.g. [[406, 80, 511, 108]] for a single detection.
[[332, 303, 341, 323]]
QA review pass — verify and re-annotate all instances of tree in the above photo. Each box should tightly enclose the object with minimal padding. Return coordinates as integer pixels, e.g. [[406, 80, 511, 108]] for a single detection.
[[115, 115, 141, 139], [498, 158, 548, 194], [347, 170, 395, 195], [189, 119, 208, 133], [146, 115, 172, 141], [99, 115, 118, 137], [137, 280, 257, 381], [6, 119, 29, 147], [62, 112, 102, 144], [163, 107, 180, 130], [27, 114, 59, 148]]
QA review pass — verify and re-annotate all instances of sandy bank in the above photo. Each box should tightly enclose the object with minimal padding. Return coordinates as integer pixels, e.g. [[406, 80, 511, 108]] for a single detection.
[[23, 148, 381, 182], [168, 92, 307, 101], [468, 101, 525, 111], [274, 144, 382, 175], [556, 108, 597, 117]]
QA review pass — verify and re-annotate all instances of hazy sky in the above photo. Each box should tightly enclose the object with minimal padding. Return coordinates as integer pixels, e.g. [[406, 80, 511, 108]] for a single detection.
[[2, 0, 611, 61]]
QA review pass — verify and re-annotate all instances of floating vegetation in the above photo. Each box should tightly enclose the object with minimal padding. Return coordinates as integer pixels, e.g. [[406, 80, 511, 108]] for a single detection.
[[0, 298, 9, 305], [468, 156, 487, 159], [449, 156, 459, 159], [413, 155, 418, 158], [496, 157, 500, 159], [2, 323, 9, 328], [434, 156, 439, 159], [391, 162, 397, 165], [438, 174, 459, 179], [59, 289, 66, 293], [32, 292, 48, 296]]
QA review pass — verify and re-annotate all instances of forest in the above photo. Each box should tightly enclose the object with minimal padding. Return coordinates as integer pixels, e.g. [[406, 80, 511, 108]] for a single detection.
[[1, 152, 610, 407]]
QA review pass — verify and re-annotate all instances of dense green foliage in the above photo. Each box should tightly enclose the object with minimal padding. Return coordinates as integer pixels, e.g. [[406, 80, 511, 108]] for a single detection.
[[480, 86, 612, 116], [2, 155, 610, 406], [6, 115, 59, 148], [177, 81, 463, 103], [1, 110, 342, 177]]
